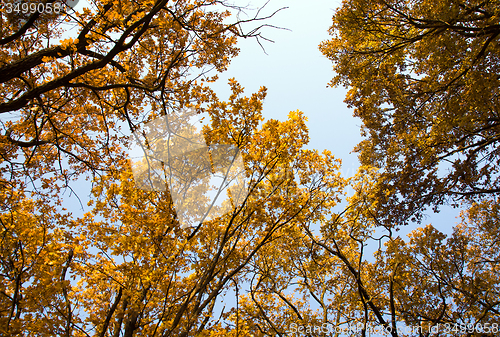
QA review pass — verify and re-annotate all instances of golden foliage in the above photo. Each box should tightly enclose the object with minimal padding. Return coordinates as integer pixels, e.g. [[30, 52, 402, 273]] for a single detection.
[[1, 0, 500, 336]]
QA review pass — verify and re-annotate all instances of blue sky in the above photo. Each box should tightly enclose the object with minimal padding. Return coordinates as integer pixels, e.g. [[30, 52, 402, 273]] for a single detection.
[[210, 0, 361, 176]]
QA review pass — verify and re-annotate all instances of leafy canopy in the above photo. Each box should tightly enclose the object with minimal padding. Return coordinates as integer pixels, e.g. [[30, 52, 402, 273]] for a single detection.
[[2, 0, 500, 336], [0, 1, 346, 335], [320, 0, 500, 224]]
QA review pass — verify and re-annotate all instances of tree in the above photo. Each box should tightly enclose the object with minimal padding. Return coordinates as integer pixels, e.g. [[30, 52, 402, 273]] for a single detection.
[[0, 78, 346, 335], [0, 0, 278, 183], [319, 0, 500, 225], [216, 168, 500, 336], [0, 1, 347, 335]]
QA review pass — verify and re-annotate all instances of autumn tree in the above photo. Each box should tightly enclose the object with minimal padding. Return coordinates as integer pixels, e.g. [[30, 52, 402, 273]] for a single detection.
[[0, 1, 351, 335], [76, 89, 345, 336], [216, 169, 500, 337], [0, 78, 347, 335], [320, 0, 500, 225], [0, 0, 279, 182]]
